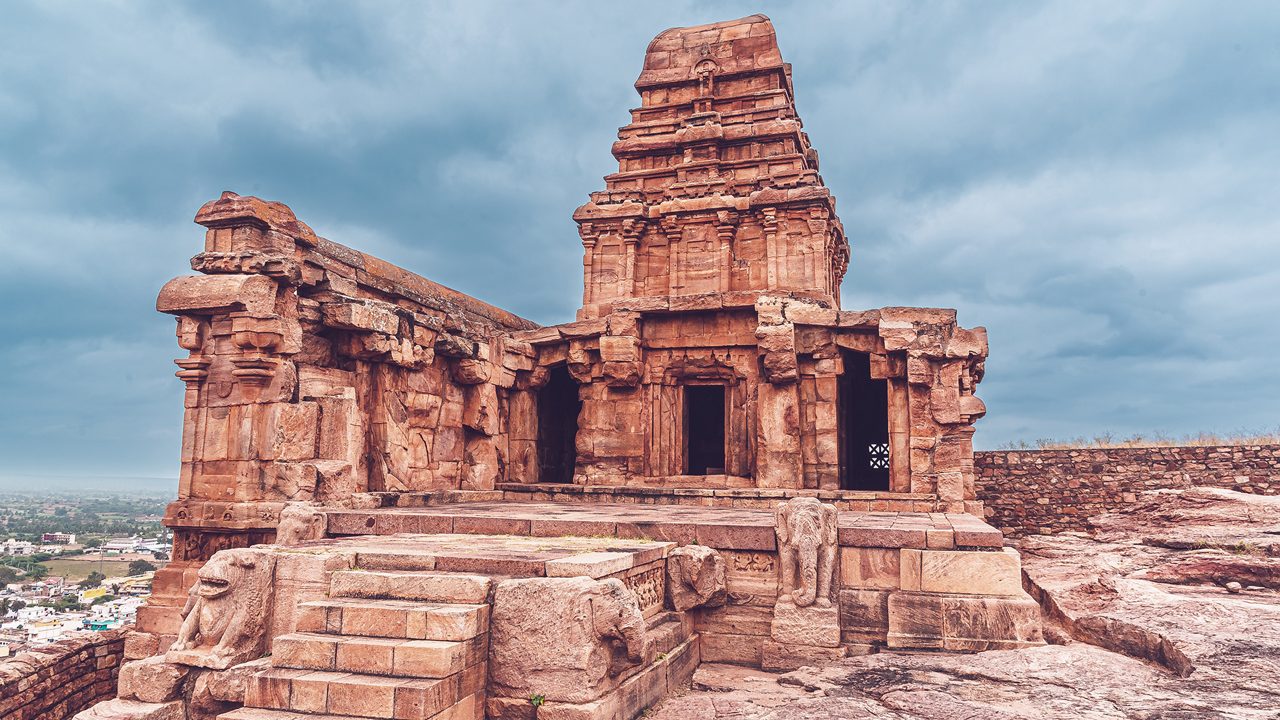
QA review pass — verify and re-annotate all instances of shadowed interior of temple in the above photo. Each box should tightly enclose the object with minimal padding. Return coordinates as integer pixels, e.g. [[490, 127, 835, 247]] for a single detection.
[[684, 384, 727, 475], [839, 350, 890, 491], [537, 365, 581, 484]]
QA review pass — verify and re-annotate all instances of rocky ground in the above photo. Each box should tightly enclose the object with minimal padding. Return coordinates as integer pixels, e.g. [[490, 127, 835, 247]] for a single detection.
[[647, 488, 1280, 719]]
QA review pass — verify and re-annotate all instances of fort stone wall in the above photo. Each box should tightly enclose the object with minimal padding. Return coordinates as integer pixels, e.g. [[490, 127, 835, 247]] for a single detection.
[[975, 445, 1280, 535], [0, 630, 124, 720]]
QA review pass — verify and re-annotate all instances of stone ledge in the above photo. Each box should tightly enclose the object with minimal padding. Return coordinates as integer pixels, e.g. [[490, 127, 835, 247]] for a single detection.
[[322, 502, 1005, 552]]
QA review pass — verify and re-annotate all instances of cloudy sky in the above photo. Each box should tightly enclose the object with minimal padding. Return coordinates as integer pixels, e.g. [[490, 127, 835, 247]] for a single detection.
[[1, 1, 1277, 488]]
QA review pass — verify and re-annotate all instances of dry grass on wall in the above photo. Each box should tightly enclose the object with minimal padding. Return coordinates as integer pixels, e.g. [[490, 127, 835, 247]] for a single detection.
[[998, 428, 1280, 451]]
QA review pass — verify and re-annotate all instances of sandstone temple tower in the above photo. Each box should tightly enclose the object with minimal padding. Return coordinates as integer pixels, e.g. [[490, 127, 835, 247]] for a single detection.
[[527, 14, 989, 497], [85, 16, 1035, 720]]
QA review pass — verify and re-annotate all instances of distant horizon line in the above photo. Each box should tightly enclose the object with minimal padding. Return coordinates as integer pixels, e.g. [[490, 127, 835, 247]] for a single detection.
[[0, 473, 176, 480]]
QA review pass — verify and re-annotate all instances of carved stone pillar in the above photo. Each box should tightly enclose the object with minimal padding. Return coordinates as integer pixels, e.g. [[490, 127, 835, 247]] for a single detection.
[[755, 380, 801, 488], [716, 209, 737, 293], [579, 222, 598, 308], [761, 206, 779, 288], [620, 218, 643, 297]]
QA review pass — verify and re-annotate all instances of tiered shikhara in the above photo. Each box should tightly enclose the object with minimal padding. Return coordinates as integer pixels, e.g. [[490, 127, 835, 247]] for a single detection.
[[552, 14, 988, 493], [105, 16, 1028, 720]]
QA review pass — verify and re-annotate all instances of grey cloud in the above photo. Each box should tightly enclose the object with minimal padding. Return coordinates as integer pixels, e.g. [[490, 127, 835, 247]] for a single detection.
[[1, 0, 1277, 485]]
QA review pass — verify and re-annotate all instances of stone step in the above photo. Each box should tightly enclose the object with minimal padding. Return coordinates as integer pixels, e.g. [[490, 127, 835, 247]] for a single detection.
[[352, 548, 441, 572], [646, 611, 695, 656], [330, 570, 492, 604], [271, 632, 488, 679], [243, 665, 485, 719], [296, 598, 489, 642]]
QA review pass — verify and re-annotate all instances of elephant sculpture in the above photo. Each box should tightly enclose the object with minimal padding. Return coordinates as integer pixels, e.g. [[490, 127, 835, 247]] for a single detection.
[[489, 575, 653, 704], [775, 496, 839, 608], [591, 578, 652, 676]]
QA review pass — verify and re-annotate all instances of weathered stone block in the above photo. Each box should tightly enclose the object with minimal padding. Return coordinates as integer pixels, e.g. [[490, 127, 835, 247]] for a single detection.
[[699, 632, 764, 666], [117, 657, 189, 703], [330, 570, 492, 604], [886, 591, 945, 649], [72, 698, 185, 720], [919, 547, 1022, 596], [546, 551, 636, 579], [323, 299, 399, 335], [665, 545, 727, 611], [123, 631, 160, 661], [598, 335, 640, 362], [783, 302, 837, 326], [838, 588, 890, 642], [770, 600, 841, 648], [760, 640, 847, 672], [940, 593, 1044, 651], [839, 547, 900, 590], [489, 577, 649, 704], [157, 273, 276, 317], [900, 548, 922, 591]]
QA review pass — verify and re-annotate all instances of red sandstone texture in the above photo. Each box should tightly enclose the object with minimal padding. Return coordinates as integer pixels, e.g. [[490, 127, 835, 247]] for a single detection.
[[142, 13, 992, 653], [976, 445, 1280, 535], [644, 487, 1280, 719], [0, 630, 124, 720]]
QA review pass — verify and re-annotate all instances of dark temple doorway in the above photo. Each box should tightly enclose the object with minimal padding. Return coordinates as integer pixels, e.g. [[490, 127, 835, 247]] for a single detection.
[[839, 350, 890, 490], [537, 365, 581, 484], [684, 384, 726, 475]]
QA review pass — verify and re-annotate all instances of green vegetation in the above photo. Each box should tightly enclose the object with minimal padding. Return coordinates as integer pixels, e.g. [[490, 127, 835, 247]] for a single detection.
[[0, 491, 168, 543], [127, 559, 157, 576], [42, 559, 136, 582], [0, 598, 26, 615], [0, 557, 50, 583], [41, 594, 84, 612]]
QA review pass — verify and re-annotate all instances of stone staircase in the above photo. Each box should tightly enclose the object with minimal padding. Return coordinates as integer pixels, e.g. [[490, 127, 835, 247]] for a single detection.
[[221, 567, 492, 720]]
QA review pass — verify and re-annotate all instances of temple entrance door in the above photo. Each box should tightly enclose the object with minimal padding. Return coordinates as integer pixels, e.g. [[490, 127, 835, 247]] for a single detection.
[[684, 384, 726, 475], [537, 365, 581, 484], [839, 350, 891, 490]]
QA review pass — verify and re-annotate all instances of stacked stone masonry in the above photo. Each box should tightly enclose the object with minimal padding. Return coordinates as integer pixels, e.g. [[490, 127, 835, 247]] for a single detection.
[[141, 14, 995, 654], [76, 14, 1046, 720], [975, 445, 1280, 536], [0, 630, 124, 720]]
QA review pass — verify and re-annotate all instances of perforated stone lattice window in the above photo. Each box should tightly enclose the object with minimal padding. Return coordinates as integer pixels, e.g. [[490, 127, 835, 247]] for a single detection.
[[868, 443, 889, 470]]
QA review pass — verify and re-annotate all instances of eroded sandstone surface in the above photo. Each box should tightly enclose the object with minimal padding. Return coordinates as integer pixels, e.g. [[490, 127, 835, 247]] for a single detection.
[[646, 487, 1280, 719]]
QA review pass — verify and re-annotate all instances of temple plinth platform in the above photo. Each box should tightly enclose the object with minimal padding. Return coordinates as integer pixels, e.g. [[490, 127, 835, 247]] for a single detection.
[[324, 500, 1004, 552], [313, 497, 1041, 665], [297, 532, 676, 583]]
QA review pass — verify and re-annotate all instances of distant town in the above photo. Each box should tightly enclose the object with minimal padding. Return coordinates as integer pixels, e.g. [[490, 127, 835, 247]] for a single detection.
[[0, 490, 172, 656]]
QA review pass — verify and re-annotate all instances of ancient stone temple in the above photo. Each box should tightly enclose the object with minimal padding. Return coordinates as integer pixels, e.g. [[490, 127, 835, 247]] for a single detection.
[[80, 15, 1040, 720]]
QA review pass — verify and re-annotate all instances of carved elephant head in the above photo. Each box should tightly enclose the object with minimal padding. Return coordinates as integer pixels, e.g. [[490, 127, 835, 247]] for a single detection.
[[275, 502, 327, 546], [591, 578, 651, 675]]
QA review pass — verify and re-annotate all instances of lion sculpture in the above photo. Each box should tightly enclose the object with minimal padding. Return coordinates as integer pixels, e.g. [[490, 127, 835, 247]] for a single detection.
[[166, 548, 275, 669]]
